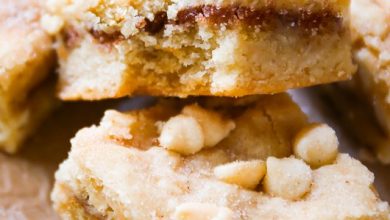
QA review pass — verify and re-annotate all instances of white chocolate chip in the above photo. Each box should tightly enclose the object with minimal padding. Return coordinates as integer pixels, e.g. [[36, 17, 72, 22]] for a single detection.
[[293, 123, 339, 167], [214, 160, 266, 190], [174, 203, 233, 220], [158, 115, 204, 155], [263, 157, 312, 200], [100, 110, 134, 140], [40, 14, 64, 35], [182, 104, 235, 148]]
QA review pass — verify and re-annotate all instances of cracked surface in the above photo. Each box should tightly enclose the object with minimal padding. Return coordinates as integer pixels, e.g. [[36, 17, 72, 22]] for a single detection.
[[45, 0, 355, 100], [0, 0, 55, 153], [51, 94, 389, 219]]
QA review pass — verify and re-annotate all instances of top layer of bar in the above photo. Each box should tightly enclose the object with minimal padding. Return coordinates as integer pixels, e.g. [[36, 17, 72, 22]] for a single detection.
[[47, 0, 348, 38], [46, 0, 355, 100]]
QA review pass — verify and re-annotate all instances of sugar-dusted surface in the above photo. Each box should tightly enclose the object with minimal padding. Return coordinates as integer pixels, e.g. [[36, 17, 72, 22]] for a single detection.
[[1, 92, 390, 218], [51, 94, 388, 219]]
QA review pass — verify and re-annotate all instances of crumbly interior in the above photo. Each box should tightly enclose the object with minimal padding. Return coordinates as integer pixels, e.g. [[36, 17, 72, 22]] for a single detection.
[[0, 0, 55, 153], [45, 0, 355, 100], [51, 94, 389, 219], [349, 0, 390, 162]]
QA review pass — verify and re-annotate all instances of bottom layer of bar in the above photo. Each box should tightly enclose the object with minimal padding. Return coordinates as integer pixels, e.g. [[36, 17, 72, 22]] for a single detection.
[[52, 95, 389, 219]]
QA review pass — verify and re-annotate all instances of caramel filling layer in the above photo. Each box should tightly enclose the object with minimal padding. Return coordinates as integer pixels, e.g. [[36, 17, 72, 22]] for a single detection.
[[175, 6, 342, 30], [82, 5, 343, 44]]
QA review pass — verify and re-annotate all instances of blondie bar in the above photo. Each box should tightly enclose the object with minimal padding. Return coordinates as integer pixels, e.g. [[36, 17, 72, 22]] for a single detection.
[[51, 94, 389, 219], [0, 0, 55, 153], [45, 0, 355, 100], [348, 0, 390, 162]]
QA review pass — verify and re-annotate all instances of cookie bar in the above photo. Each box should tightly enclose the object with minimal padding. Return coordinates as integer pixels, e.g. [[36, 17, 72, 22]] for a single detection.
[[0, 0, 55, 153], [45, 0, 355, 100], [51, 94, 389, 219], [347, 0, 390, 162]]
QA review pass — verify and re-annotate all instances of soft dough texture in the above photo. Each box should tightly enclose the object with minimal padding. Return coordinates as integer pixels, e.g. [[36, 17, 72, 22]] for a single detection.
[[51, 94, 389, 219], [45, 0, 355, 100]]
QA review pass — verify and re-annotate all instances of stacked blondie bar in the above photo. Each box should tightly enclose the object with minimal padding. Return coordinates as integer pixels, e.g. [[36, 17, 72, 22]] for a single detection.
[[0, 0, 56, 153], [325, 0, 390, 164], [1, 0, 389, 219]]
